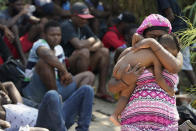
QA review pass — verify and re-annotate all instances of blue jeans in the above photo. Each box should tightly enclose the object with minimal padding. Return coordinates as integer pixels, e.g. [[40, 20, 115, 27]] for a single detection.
[[23, 72, 77, 103], [36, 86, 94, 131]]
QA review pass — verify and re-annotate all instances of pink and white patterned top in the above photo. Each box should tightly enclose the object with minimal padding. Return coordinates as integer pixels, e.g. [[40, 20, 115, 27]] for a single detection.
[[121, 69, 179, 131]]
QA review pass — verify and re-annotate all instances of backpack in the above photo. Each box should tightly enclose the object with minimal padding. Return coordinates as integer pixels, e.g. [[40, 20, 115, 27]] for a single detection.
[[0, 57, 25, 93]]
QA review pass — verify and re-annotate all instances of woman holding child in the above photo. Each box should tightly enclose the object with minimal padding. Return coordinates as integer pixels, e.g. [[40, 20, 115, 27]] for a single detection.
[[109, 14, 183, 130]]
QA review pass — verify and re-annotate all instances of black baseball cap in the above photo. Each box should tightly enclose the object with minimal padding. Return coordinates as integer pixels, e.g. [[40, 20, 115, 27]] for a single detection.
[[117, 12, 136, 23], [71, 2, 94, 19]]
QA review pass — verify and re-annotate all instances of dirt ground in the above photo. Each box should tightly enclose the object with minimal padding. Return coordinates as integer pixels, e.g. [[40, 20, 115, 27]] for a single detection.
[[69, 98, 120, 131]]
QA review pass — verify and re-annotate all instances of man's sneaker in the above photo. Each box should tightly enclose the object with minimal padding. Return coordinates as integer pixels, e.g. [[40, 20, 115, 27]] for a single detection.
[[179, 120, 196, 131]]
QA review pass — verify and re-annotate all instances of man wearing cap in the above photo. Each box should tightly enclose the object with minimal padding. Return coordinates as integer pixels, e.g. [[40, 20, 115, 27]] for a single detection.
[[61, 2, 114, 102], [102, 12, 136, 51]]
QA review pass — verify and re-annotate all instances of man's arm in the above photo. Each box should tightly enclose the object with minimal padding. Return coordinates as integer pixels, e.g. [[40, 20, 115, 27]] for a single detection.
[[36, 46, 68, 74], [70, 37, 95, 49], [89, 39, 103, 52], [131, 38, 183, 73], [12, 25, 27, 66], [0, 6, 29, 28], [0, 24, 14, 42], [2, 82, 22, 104]]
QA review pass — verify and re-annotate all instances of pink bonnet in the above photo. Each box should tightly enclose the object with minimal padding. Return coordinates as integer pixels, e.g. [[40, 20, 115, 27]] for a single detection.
[[136, 14, 172, 35]]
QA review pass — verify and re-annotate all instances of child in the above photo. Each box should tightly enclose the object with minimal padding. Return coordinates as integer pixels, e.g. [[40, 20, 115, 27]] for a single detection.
[[110, 33, 180, 126]]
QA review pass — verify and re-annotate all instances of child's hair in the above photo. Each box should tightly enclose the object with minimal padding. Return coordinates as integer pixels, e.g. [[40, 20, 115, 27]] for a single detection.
[[158, 33, 181, 54]]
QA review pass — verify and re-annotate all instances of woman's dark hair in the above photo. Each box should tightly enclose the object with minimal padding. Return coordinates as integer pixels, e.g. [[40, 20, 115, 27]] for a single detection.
[[143, 26, 169, 36], [44, 20, 60, 33]]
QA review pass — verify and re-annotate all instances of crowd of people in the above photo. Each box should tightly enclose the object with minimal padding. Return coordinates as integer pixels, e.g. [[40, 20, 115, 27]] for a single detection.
[[0, 0, 195, 131]]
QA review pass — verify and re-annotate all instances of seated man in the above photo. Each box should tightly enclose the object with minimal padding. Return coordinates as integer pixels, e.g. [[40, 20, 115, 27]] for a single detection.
[[22, 20, 94, 131], [0, 0, 40, 65], [23, 20, 94, 102], [61, 2, 113, 102], [0, 81, 93, 131]]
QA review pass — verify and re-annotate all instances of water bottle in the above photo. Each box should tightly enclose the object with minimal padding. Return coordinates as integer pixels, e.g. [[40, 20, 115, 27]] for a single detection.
[[27, 5, 36, 16]]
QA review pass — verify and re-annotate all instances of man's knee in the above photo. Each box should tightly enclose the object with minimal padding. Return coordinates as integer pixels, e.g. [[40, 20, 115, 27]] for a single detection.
[[78, 48, 90, 59], [80, 85, 94, 96], [84, 71, 95, 81], [44, 90, 60, 103], [69, 48, 90, 65], [99, 47, 109, 56]]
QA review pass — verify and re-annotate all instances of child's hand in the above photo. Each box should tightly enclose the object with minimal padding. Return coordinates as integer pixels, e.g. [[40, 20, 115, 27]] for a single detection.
[[132, 33, 144, 47]]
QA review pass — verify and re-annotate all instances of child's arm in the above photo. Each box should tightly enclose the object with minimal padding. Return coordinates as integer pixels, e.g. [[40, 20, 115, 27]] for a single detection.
[[153, 58, 175, 97], [2, 82, 23, 104], [132, 33, 144, 47]]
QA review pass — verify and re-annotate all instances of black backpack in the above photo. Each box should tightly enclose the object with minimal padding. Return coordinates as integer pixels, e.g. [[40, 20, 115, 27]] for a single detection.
[[0, 57, 25, 93]]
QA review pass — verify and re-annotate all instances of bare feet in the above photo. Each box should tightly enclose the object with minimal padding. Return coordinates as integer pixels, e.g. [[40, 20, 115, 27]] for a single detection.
[[109, 115, 121, 126]]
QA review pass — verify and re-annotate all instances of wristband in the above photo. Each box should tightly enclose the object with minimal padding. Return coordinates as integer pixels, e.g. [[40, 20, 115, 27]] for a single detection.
[[121, 79, 130, 87]]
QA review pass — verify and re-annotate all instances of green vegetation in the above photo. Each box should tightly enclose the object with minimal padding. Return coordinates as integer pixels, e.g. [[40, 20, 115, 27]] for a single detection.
[[175, 19, 196, 64], [183, 1, 196, 26]]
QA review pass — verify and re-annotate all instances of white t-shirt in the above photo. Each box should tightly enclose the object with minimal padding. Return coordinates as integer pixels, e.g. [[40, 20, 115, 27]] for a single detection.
[[3, 103, 38, 131], [24, 39, 65, 80]]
